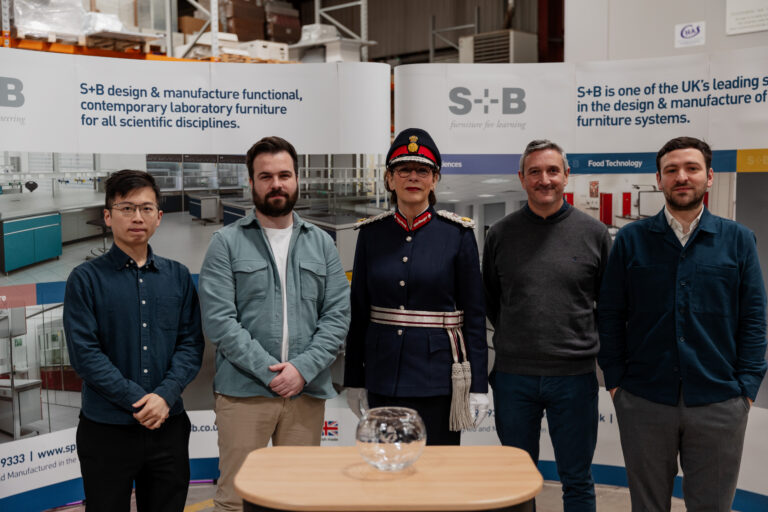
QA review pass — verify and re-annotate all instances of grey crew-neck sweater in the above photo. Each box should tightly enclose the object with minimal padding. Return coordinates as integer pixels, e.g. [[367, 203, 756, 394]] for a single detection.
[[482, 205, 612, 376]]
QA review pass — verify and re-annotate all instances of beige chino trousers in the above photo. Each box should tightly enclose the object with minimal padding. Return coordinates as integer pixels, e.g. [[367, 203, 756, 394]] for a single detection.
[[213, 393, 325, 512]]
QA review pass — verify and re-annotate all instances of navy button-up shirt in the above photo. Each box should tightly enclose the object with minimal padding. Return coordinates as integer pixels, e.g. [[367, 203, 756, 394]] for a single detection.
[[598, 208, 767, 406], [64, 244, 204, 424]]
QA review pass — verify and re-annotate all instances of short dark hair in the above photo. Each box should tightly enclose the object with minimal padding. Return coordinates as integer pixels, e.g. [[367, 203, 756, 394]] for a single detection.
[[105, 170, 160, 210], [246, 136, 299, 180], [656, 136, 712, 172], [519, 139, 569, 175]]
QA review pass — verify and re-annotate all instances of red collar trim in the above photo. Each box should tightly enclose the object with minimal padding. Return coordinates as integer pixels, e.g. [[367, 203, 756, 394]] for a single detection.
[[394, 211, 432, 232]]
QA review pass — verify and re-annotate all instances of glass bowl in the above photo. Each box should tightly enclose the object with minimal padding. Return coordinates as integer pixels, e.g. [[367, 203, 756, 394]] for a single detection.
[[355, 406, 427, 471]]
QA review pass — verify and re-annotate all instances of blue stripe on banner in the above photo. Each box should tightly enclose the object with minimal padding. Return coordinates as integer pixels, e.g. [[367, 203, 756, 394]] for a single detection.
[[36, 281, 66, 304], [440, 154, 520, 174], [0, 478, 84, 512], [190, 457, 220, 480], [712, 149, 737, 172], [569, 152, 657, 174], [570, 149, 735, 174], [439, 150, 736, 175], [538, 461, 768, 511]]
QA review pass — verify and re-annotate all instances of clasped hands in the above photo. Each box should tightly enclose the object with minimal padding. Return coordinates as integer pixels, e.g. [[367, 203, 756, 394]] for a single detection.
[[132, 393, 169, 430], [269, 362, 306, 398]]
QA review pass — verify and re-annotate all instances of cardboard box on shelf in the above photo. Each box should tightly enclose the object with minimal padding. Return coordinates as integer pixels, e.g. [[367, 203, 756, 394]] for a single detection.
[[267, 21, 300, 44], [179, 15, 209, 34], [221, 0, 265, 21], [241, 39, 288, 61], [226, 17, 265, 42]]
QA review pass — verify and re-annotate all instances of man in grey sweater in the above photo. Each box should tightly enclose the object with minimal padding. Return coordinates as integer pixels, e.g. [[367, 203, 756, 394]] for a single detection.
[[482, 140, 611, 512]]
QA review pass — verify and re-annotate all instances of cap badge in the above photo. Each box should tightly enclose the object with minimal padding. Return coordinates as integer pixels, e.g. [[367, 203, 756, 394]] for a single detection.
[[407, 135, 419, 153]]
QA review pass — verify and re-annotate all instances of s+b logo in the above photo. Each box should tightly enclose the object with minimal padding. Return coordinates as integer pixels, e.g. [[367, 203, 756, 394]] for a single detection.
[[448, 87, 526, 115]]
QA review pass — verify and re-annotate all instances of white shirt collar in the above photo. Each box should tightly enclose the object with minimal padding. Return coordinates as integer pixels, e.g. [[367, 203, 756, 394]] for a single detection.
[[664, 205, 704, 246]]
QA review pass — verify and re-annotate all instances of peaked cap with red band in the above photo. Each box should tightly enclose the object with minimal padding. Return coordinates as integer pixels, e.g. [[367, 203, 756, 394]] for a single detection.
[[386, 128, 442, 171]]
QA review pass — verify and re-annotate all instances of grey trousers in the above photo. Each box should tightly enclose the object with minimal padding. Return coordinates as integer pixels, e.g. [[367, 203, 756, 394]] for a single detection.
[[613, 388, 749, 512]]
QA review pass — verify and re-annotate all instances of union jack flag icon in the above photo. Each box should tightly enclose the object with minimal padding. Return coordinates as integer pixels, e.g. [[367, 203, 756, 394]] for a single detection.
[[322, 420, 338, 438]]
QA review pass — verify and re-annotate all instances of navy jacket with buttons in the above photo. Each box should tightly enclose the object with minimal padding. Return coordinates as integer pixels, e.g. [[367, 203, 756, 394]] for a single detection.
[[64, 244, 204, 424], [598, 208, 767, 406], [344, 207, 488, 397]]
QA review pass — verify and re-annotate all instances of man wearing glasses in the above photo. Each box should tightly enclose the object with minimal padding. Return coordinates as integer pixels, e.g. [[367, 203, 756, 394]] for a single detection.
[[64, 170, 204, 511], [199, 136, 350, 512]]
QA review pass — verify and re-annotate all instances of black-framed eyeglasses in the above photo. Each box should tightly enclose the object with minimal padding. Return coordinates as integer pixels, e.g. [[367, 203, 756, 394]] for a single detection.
[[394, 168, 432, 178], [111, 202, 159, 217]]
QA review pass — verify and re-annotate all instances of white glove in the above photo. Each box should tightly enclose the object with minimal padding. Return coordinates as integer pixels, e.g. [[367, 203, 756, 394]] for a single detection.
[[470, 393, 490, 428], [345, 388, 369, 419]]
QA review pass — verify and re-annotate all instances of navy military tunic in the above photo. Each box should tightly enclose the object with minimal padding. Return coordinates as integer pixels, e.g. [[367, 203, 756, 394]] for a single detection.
[[344, 206, 488, 397]]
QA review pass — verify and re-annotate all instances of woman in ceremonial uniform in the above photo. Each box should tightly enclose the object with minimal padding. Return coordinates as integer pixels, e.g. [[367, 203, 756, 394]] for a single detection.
[[344, 128, 488, 445]]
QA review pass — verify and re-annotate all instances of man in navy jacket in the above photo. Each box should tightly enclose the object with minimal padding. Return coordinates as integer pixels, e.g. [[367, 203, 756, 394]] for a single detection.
[[598, 136, 767, 511]]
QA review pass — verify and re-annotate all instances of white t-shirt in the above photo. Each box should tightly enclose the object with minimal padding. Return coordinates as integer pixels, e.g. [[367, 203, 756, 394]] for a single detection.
[[263, 225, 292, 362]]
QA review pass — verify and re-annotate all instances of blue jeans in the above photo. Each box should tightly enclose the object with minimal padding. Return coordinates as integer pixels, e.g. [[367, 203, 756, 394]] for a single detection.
[[491, 371, 598, 512]]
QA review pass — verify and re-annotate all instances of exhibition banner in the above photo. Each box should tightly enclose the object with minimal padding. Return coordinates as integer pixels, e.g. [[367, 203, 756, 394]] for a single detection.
[[394, 47, 768, 507], [1, 45, 768, 511], [395, 46, 768, 153], [0, 48, 391, 155]]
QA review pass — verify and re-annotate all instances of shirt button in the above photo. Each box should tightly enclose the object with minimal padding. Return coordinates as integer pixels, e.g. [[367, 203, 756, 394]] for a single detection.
[[142, 322, 147, 328], [141, 300, 146, 305], [679, 336, 685, 343], [143, 369, 148, 374], [125, 263, 129, 267], [139, 278, 144, 283], [406, 236, 412, 242], [397, 329, 403, 335], [402, 257, 408, 263], [399, 280, 405, 287], [143, 346, 148, 350]]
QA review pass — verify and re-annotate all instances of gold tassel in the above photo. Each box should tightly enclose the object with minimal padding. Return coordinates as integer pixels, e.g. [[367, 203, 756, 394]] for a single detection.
[[449, 364, 474, 431]]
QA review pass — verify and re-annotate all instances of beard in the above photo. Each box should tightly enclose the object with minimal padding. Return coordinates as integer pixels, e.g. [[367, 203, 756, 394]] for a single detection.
[[253, 187, 298, 217], [663, 185, 706, 211]]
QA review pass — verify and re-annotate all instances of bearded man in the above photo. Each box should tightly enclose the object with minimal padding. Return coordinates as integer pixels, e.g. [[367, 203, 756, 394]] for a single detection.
[[199, 136, 350, 512], [598, 136, 766, 511]]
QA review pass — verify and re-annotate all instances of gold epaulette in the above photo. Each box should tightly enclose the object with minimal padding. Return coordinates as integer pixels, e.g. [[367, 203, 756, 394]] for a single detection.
[[354, 210, 395, 230], [436, 210, 475, 229]]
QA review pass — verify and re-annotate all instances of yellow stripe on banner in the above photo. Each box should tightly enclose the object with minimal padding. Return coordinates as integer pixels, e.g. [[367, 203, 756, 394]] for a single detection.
[[185, 498, 214, 512], [736, 149, 768, 172]]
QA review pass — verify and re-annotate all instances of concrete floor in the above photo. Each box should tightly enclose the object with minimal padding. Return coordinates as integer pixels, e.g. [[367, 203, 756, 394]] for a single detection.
[[47, 480, 689, 512]]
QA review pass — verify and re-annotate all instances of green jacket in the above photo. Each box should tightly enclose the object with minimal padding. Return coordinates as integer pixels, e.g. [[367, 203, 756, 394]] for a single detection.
[[199, 211, 350, 399]]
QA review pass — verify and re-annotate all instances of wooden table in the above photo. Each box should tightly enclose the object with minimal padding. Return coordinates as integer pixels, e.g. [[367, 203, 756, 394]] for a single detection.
[[234, 445, 543, 512]]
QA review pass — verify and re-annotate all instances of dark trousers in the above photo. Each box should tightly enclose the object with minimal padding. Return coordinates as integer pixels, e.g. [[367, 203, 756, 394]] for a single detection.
[[614, 389, 749, 512], [367, 393, 461, 446], [491, 371, 598, 512], [76, 412, 192, 512]]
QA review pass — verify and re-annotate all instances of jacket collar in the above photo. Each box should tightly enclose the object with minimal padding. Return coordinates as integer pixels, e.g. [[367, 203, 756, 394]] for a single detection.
[[649, 206, 716, 234], [394, 206, 434, 232]]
